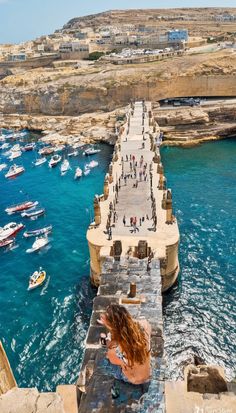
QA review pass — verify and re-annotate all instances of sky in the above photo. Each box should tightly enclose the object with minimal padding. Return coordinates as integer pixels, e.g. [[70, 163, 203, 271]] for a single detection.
[[0, 0, 235, 44]]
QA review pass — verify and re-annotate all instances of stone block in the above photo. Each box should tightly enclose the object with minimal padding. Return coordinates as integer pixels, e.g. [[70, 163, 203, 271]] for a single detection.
[[56, 385, 78, 413]]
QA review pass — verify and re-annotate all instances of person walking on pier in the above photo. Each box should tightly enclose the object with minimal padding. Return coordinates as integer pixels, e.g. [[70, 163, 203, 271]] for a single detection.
[[98, 304, 151, 386], [123, 215, 126, 226]]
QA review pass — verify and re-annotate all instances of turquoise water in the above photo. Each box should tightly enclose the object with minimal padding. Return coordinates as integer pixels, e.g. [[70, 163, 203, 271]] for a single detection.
[[0, 133, 113, 391], [162, 138, 236, 380]]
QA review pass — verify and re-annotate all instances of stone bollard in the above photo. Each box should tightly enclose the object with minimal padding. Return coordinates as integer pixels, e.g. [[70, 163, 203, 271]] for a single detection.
[[108, 164, 113, 183], [128, 282, 137, 298], [113, 240, 122, 261], [138, 240, 148, 259], [165, 189, 173, 224], [93, 195, 101, 225]]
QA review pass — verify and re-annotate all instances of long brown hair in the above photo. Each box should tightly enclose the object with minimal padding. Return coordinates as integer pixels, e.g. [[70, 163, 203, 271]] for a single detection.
[[105, 304, 149, 367]]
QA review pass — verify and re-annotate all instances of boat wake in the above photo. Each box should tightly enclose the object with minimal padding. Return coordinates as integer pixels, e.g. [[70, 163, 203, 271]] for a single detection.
[[40, 276, 50, 296]]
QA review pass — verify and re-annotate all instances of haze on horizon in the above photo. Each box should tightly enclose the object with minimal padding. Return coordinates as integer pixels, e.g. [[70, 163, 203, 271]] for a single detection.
[[0, 0, 235, 44]]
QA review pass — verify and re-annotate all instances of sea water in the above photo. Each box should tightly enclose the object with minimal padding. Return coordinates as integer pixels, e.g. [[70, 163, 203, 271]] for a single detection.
[[0, 132, 113, 391], [161, 138, 236, 380]]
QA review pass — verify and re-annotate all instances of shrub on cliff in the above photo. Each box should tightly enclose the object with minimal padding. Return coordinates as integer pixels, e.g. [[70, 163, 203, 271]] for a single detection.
[[88, 52, 105, 61]]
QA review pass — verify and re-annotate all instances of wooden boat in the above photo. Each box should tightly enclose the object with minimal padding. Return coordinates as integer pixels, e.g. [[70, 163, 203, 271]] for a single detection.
[[28, 268, 46, 290]]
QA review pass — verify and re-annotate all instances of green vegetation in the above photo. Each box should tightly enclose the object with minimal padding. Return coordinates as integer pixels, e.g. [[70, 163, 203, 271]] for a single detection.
[[88, 51, 105, 61]]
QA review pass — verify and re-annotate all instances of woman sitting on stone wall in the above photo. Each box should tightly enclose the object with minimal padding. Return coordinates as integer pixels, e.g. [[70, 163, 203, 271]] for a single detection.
[[98, 304, 151, 386]]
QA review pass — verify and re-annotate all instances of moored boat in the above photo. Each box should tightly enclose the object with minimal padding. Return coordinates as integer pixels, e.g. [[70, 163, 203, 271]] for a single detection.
[[74, 167, 83, 179], [88, 160, 99, 168], [8, 150, 22, 160], [60, 159, 70, 175], [33, 157, 47, 166], [28, 268, 46, 290], [0, 238, 14, 248], [53, 145, 65, 152], [83, 146, 101, 156], [0, 143, 9, 150], [0, 163, 7, 171], [21, 208, 45, 219], [5, 201, 39, 215], [5, 164, 25, 179], [23, 225, 52, 238], [38, 146, 54, 156], [84, 165, 91, 176], [26, 236, 49, 253], [0, 222, 24, 241], [11, 144, 21, 152], [49, 154, 61, 168], [24, 143, 35, 151], [68, 150, 78, 157]]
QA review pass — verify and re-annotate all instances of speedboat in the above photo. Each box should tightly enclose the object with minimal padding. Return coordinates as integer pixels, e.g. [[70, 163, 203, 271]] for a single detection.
[[68, 150, 78, 157], [26, 236, 49, 253], [60, 159, 70, 175], [38, 146, 54, 156], [5, 164, 25, 179], [0, 163, 7, 171], [0, 222, 24, 241], [28, 268, 46, 290], [83, 146, 101, 156], [88, 160, 98, 168], [74, 167, 83, 179], [21, 208, 45, 219], [23, 225, 52, 238], [84, 165, 91, 176], [0, 238, 14, 248], [5, 201, 38, 215], [33, 157, 47, 166], [8, 150, 22, 160], [49, 154, 61, 168], [24, 143, 35, 151]]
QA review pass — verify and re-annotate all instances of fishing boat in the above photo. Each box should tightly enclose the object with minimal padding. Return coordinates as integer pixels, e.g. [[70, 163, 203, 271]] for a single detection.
[[23, 225, 52, 238], [24, 143, 35, 151], [26, 236, 49, 253], [0, 222, 24, 241], [0, 238, 14, 248], [0, 163, 7, 171], [83, 146, 101, 156], [33, 157, 47, 166], [84, 165, 91, 176], [21, 208, 45, 219], [74, 167, 83, 179], [49, 154, 61, 168], [28, 268, 46, 290], [5, 201, 38, 215], [8, 150, 22, 160], [68, 150, 78, 157], [5, 164, 25, 179], [38, 146, 54, 156], [88, 160, 99, 168], [60, 159, 70, 175]]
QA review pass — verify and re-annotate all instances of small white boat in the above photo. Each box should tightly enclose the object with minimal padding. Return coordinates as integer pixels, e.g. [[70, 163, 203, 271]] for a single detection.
[[5, 201, 38, 215], [49, 154, 61, 168], [60, 159, 70, 175], [53, 145, 65, 152], [26, 236, 49, 253], [24, 143, 35, 151], [83, 146, 101, 156], [0, 143, 9, 150], [23, 225, 52, 238], [38, 146, 54, 156], [84, 165, 90, 176], [28, 268, 46, 290], [0, 163, 7, 171], [68, 150, 78, 157], [73, 142, 84, 149], [33, 157, 47, 167], [74, 167, 83, 179], [21, 208, 45, 219], [8, 150, 22, 160], [88, 160, 98, 168], [5, 164, 25, 179], [11, 144, 21, 152], [0, 222, 24, 241], [0, 238, 14, 249]]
